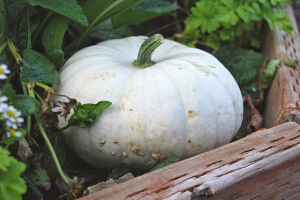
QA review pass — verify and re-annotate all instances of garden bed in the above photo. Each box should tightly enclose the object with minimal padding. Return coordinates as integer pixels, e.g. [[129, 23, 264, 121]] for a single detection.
[[78, 5, 300, 200], [1, 1, 298, 200]]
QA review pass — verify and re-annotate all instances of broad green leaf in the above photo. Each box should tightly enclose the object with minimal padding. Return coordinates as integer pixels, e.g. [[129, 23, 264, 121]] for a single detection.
[[12, 95, 40, 117], [112, 0, 178, 27], [42, 14, 68, 67], [2, 84, 16, 100], [20, 49, 60, 84], [46, 49, 65, 68], [150, 155, 180, 171], [215, 46, 264, 98], [71, 0, 141, 49], [24, 0, 88, 26], [68, 101, 111, 128], [81, 0, 141, 26], [14, 6, 31, 53], [0, 0, 8, 44], [0, 147, 26, 200], [90, 19, 134, 40]]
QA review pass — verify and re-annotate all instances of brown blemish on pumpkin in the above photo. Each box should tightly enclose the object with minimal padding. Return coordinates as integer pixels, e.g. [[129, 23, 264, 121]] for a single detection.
[[92, 72, 110, 80], [99, 139, 106, 146], [112, 139, 118, 144], [187, 110, 197, 119], [130, 143, 144, 156], [151, 149, 160, 160], [187, 139, 200, 148]]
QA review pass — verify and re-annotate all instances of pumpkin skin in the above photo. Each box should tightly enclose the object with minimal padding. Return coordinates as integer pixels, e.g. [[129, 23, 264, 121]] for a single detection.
[[58, 36, 243, 169]]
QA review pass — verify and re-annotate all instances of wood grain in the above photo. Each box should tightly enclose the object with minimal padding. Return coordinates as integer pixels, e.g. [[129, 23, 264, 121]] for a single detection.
[[79, 122, 300, 200], [264, 5, 300, 127]]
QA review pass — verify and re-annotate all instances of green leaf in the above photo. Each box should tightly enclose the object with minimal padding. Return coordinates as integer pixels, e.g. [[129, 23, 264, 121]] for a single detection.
[[14, 6, 31, 53], [20, 49, 60, 84], [215, 46, 264, 98], [259, 59, 280, 90], [42, 14, 68, 67], [150, 155, 180, 171], [284, 58, 297, 68], [90, 19, 134, 40], [2, 84, 16, 100], [72, 0, 141, 49], [0, 0, 8, 44], [24, 0, 88, 26], [12, 95, 40, 117], [46, 49, 65, 68], [69, 101, 111, 128], [0, 147, 26, 200], [112, 0, 178, 27], [27, 168, 50, 189]]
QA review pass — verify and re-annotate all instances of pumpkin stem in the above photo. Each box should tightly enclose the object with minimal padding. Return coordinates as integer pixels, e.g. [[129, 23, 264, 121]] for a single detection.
[[133, 34, 164, 68]]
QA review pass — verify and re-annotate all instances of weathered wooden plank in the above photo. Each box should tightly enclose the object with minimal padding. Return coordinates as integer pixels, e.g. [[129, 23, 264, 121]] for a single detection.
[[264, 5, 300, 127], [78, 122, 300, 200], [206, 157, 300, 200]]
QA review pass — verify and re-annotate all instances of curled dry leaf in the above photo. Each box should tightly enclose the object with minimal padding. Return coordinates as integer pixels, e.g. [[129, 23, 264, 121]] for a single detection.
[[244, 96, 263, 133]]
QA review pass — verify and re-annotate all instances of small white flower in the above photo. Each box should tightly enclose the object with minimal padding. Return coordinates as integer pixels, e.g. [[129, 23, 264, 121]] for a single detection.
[[6, 120, 18, 129], [3, 105, 24, 124], [0, 96, 8, 103], [6, 128, 22, 138], [0, 64, 10, 80], [0, 96, 8, 113]]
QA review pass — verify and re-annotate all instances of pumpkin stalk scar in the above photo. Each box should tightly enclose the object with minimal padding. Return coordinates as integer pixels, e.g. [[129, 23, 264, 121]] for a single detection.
[[133, 34, 164, 68]]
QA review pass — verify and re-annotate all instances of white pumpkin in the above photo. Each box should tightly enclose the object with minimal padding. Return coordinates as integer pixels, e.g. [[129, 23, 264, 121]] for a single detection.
[[58, 34, 243, 169]]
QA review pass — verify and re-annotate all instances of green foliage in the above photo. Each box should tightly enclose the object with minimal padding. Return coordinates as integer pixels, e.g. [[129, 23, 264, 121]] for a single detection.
[[112, 0, 178, 27], [68, 101, 112, 128], [27, 167, 50, 189], [42, 15, 68, 68], [0, 0, 8, 44], [13, 95, 40, 117], [21, 49, 60, 84], [259, 59, 280, 91], [2, 84, 16, 100], [24, 0, 88, 26], [284, 58, 298, 67], [215, 46, 264, 98], [0, 147, 26, 200], [179, 0, 292, 49], [150, 155, 180, 171]]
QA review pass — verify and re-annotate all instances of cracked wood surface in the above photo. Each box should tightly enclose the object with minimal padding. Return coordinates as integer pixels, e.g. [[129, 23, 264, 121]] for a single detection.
[[79, 122, 300, 200], [264, 5, 300, 127]]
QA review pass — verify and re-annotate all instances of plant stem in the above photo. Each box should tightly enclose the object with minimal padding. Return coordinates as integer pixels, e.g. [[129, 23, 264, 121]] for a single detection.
[[27, 85, 71, 185], [36, 117, 71, 185], [74, 0, 125, 49], [133, 34, 164, 68], [35, 82, 54, 93]]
